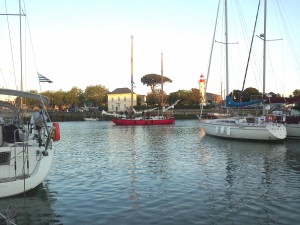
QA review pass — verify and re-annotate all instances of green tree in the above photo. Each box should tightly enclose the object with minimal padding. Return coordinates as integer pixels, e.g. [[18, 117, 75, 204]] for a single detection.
[[42, 90, 56, 108], [53, 89, 67, 110], [169, 90, 189, 106], [242, 87, 260, 102], [141, 74, 172, 94], [84, 85, 108, 107], [293, 89, 300, 96], [146, 93, 159, 106], [66, 87, 83, 108], [188, 88, 201, 106], [229, 89, 242, 101]]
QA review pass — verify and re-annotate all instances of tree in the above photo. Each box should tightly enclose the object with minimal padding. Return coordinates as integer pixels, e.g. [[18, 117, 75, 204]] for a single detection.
[[141, 74, 172, 94], [293, 89, 300, 97], [229, 89, 242, 101], [42, 90, 56, 108], [53, 89, 67, 110], [66, 87, 83, 108], [189, 88, 201, 106], [84, 85, 108, 107], [169, 90, 190, 106], [242, 87, 260, 102], [146, 93, 158, 106]]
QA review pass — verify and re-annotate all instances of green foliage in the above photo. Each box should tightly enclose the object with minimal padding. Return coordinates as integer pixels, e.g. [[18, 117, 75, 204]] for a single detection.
[[169, 88, 200, 107], [141, 74, 172, 94], [15, 84, 300, 110], [229, 87, 260, 102], [84, 85, 108, 107], [293, 89, 300, 96]]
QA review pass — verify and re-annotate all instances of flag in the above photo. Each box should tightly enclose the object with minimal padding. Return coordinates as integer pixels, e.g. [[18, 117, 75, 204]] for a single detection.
[[38, 73, 53, 83]]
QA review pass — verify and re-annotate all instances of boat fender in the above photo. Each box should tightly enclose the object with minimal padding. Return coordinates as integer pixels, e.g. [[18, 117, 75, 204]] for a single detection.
[[266, 114, 276, 123], [52, 122, 60, 141]]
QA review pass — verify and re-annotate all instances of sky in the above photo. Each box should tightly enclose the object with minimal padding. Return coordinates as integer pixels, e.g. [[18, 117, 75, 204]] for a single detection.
[[1, 0, 300, 98]]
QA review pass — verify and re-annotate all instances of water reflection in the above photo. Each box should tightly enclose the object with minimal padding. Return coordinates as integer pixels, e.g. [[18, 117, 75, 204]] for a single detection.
[[0, 183, 60, 225], [285, 140, 300, 171], [198, 131, 300, 224], [8, 121, 299, 225]]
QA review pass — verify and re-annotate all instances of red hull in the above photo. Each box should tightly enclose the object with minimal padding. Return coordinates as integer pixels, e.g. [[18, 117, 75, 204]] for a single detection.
[[112, 118, 175, 125]]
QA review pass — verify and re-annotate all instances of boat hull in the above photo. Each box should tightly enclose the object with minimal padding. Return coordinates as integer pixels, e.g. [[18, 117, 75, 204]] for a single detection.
[[286, 123, 300, 139], [112, 118, 175, 125], [275, 115, 300, 139], [83, 118, 99, 121], [0, 145, 54, 198], [200, 120, 286, 140]]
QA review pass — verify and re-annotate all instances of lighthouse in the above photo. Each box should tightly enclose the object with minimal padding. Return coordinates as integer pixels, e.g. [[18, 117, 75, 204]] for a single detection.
[[199, 74, 206, 105]]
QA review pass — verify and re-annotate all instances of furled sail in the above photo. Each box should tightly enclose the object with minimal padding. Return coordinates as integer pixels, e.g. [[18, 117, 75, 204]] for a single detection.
[[226, 96, 262, 107]]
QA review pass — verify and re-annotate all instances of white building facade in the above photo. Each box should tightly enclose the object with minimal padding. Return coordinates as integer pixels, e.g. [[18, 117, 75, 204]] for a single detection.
[[107, 88, 137, 112]]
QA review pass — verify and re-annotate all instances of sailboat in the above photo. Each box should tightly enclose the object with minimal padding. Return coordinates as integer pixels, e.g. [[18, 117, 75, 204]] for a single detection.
[[199, 0, 286, 141], [263, 96, 300, 139], [0, 1, 60, 198], [111, 36, 179, 125]]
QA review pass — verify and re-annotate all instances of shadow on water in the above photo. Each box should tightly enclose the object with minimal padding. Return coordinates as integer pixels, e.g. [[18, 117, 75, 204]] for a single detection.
[[0, 183, 61, 225]]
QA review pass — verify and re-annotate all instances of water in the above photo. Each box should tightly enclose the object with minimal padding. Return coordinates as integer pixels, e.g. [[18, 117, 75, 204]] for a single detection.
[[1, 120, 300, 225]]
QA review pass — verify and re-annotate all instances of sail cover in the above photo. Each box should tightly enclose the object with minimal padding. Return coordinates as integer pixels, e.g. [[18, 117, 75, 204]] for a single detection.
[[226, 96, 262, 108]]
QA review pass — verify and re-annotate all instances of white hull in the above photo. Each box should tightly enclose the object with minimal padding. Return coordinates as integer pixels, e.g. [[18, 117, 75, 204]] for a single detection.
[[83, 117, 99, 121], [200, 118, 286, 140], [0, 144, 54, 198], [286, 123, 300, 139]]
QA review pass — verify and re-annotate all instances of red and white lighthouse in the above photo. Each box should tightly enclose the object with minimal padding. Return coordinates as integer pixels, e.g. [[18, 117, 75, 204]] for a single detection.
[[199, 74, 206, 105]]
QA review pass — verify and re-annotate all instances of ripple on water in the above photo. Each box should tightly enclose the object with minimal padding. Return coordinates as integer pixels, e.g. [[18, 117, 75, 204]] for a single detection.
[[10, 121, 300, 225]]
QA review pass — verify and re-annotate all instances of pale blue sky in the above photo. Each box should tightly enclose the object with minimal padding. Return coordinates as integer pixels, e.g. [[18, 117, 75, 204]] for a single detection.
[[1, 0, 299, 97]]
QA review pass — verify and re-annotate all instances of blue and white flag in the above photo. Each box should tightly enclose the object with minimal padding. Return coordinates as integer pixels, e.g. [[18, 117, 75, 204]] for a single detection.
[[38, 73, 53, 83]]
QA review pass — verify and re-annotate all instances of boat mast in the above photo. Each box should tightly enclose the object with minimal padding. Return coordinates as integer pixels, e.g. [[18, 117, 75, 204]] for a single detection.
[[130, 35, 134, 115], [19, 0, 24, 108], [161, 52, 164, 112], [225, 0, 229, 97], [262, 0, 267, 116], [225, 0, 229, 115]]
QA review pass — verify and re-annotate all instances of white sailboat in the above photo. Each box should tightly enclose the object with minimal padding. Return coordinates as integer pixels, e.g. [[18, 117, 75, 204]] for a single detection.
[[0, 1, 60, 198], [199, 0, 286, 141]]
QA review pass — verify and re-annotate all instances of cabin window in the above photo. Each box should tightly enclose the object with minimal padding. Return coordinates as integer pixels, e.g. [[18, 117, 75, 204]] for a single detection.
[[118, 97, 120, 101], [124, 97, 126, 101], [111, 97, 114, 102], [111, 105, 114, 110], [0, 152, 11, 165]]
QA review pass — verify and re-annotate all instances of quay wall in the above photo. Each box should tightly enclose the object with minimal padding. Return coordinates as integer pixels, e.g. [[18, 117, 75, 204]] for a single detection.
[[48, 108, 261, 122]]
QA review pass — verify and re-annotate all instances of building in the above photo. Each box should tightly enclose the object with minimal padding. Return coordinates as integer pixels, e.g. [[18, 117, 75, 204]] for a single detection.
[[107, 88, 137, 112], [206, 92, 222, 105]]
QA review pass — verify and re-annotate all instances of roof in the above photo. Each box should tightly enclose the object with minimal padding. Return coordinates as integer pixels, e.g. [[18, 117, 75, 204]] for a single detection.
[[109, 88, 135, 94]]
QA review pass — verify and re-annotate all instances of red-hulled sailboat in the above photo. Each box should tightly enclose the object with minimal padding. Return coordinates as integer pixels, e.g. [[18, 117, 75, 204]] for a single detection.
[[110, 36, 179, 126]]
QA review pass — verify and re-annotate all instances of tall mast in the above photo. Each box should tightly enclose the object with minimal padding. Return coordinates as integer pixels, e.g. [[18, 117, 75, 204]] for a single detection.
[[225, 0, 229, 97], [130, 35, 134, 114], [225, 0, 229, 115], [19, 0, 24, 108], [262, 0, 267, 116], [161, 52, 164, 111]]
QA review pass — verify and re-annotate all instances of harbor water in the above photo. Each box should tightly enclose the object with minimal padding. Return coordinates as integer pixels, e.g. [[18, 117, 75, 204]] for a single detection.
[[1, 120, 300, 225]]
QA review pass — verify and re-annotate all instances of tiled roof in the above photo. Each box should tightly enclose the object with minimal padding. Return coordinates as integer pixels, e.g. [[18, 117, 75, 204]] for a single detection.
[[109, 88, 135, 94]]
